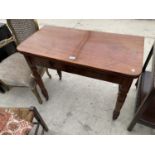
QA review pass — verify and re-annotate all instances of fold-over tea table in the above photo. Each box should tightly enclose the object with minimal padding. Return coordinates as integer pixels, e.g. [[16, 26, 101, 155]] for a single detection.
[[17, 26, 144, 120]]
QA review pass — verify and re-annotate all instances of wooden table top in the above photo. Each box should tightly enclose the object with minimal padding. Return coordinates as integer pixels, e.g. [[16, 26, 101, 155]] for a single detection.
[[18, 25, 144, 77]]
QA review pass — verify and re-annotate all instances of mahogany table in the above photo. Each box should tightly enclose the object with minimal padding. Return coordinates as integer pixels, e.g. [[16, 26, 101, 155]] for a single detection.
[[17, 26, 144, 120]]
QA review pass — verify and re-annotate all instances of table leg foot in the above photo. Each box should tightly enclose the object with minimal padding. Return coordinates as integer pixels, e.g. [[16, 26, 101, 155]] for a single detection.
[[42, 89, 49, 101], [113, 79, 133, 120], [113, 111, 120, 120], [45, 95, 49, 101], [57, 69, 62, 80]]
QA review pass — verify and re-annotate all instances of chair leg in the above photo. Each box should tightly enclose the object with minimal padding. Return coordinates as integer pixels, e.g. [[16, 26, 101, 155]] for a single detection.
[[30, 106, 48, 132], [128, 105, 146, 132], [31, 86, 43, 104], [34, 123, 40, 135], [127, 92, 153, 131], [57, 69, 62, 80], [46, 68, 52, 79]]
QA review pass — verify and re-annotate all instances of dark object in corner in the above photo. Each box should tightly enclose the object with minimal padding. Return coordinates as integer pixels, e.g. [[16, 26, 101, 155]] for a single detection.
[[0, 86, 5, 93], [128, 44, 155, 131], [0, 23, 16, 93], [0, 23, 16, 61]]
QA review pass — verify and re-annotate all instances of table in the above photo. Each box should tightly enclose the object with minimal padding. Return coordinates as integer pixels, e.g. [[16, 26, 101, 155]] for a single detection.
[[17, 26, 144, 120]]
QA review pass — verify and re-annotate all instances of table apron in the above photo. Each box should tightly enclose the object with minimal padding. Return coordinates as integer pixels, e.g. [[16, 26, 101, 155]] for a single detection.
[[29, 55, 134, 85]]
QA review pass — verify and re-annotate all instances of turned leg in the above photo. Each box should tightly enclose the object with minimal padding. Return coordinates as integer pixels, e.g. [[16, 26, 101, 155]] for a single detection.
[[46, 68, 52, 79], [31, 86, 43, 104], [24, 56, 49, 100], [113, 79, 133, 120], [57, 69, 62, 80]]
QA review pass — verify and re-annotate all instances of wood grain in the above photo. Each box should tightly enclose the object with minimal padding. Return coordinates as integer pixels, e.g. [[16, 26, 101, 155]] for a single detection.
[[18, 26, 144, 78]]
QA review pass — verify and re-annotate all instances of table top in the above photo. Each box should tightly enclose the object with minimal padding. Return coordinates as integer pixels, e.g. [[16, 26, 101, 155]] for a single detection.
[[17, 25, 144, 77]]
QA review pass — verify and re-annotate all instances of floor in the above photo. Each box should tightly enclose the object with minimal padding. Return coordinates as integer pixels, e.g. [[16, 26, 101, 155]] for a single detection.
[[0, 19, 155, 134]]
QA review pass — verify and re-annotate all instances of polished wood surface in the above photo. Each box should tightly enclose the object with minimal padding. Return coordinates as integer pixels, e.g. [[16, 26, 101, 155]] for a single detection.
[[18, 26, 144, 77], [17, 25, 144, 120]]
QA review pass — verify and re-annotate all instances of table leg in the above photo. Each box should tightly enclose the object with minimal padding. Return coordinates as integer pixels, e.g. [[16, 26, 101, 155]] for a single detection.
[[113, 79, 133, 120], [24, 55, 49, 100]]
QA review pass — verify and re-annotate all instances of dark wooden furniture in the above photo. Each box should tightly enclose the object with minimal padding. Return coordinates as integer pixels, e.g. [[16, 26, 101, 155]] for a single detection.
[[17, 26, 144, 120], [128, 44, 155, 131]]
